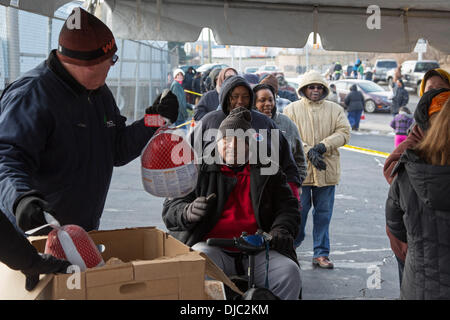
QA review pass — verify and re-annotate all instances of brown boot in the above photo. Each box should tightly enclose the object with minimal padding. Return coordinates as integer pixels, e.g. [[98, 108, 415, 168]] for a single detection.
[[312, 256, 334, 269]]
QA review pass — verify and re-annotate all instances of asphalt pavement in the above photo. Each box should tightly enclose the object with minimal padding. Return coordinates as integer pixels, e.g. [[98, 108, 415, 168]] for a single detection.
[[99, 95, 421, 300]]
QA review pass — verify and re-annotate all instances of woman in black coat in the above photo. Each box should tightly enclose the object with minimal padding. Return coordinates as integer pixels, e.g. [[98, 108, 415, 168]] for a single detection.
[[385, 95, 450, 299], [344, 84, 365, 130]]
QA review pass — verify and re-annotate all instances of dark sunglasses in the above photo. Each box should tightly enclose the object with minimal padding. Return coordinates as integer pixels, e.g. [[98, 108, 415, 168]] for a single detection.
[[307, 85, 324, 90], [111, 54, 119, 65]]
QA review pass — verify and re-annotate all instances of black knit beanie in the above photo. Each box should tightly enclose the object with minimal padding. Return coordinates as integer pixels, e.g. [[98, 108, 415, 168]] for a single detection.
[[218, 107, 252, 137]]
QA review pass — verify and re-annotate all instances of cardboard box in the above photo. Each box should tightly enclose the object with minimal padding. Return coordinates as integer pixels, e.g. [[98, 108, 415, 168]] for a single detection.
[[0, 227, 213, 300]]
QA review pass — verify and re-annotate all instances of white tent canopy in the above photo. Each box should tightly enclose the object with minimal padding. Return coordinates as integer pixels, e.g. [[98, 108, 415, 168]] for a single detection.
[[1, 0, 450, 53]]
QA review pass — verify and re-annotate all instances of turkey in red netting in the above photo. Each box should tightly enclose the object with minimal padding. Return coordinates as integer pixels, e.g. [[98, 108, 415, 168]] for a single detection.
[[141, 128, 194, 170], [45, 225, 104, 271], [141, 127, 198, 198]]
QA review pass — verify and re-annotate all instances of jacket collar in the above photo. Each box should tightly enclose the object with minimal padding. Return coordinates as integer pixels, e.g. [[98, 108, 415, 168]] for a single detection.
[[46, 49, 87, 96]]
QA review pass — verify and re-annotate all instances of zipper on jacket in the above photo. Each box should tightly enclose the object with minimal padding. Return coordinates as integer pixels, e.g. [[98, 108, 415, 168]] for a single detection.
[[87, 90, 93, 105]]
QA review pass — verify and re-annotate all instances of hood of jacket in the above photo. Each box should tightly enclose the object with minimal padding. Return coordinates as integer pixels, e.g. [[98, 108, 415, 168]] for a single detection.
[[396, 149, 450, 211], [297, 70, 329, 101], [414, 88, 450, 131], [219, 75, 254, 116]]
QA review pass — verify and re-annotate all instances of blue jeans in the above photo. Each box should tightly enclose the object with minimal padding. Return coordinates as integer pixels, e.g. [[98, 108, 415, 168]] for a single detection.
[[347, 110, 363, 129], [294, 185, 336, 258]]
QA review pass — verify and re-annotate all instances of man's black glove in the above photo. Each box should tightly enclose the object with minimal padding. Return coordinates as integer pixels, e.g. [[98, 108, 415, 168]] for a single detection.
[[183, 194, 216, 224], [21, 253, 72, 291], [145, 89, 179, 124], [307, 148, 327, 171], [15, 196, 49, 232], [311, 143, 327, 155], [269, 228, 294, 251]]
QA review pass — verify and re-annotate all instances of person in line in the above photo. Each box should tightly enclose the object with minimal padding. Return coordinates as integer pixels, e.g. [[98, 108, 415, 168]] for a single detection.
[[0, 8, 178, 234], [190, 75, 302, 200], [385, 95, 450, 299], [383, 88, 450, 288], [390, 106, 414, 148], [284, 70, 351, 269], [170, 68, 191, 127], [191, 71, 203, 105], [162, 107, 302, 300], [252, 83, 307, 195], [182, 66, 196, 104], [384, 68, 450, 183], [344, 84, 365, 131], [259, 74, 293, 113], [391, 79, 409, 117], [193, 67, 238, 121], [0, 210, 71, 291]]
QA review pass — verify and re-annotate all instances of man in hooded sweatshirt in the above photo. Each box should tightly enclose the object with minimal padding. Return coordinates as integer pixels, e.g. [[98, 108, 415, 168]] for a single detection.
[[284, 70, 351, 269], [190, 75, 302, 201]]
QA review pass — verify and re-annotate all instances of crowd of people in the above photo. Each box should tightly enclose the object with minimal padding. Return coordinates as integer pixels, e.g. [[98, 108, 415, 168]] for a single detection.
[[1, 8, 450, 301]]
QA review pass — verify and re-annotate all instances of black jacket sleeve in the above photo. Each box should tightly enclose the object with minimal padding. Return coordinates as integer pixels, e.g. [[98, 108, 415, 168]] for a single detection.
[[162, 191, 197, 232], [112, 104, 157, 167], [385, 175, 407, 243], [0, 212, 40, 271]]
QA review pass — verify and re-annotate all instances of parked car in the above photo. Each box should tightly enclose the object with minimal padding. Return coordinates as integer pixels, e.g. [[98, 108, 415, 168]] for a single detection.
[[258, 65, 280, 73], [179, 64, 201, 73], [372, 59, 398, 83], [330, 79, 392, 113], [196, 63, 229, 73], [244, 66, 259, 74], [387, 60, 440, 95]]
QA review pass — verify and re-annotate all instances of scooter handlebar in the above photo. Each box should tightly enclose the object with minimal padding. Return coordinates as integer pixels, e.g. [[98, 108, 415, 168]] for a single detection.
[[206, 238, 237, 248]]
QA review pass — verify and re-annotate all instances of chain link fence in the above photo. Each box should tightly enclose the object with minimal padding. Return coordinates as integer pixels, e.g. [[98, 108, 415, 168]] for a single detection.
[[0, 5, 178, 122]]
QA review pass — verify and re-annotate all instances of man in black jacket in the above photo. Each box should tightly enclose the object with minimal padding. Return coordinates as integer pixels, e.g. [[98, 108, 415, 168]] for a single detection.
[[163, 107, 301, 300], [0, 8, 178, 234]]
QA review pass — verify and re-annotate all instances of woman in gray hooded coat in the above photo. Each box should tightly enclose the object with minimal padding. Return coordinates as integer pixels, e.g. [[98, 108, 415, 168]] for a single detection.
[[253, 84, 307, 193]]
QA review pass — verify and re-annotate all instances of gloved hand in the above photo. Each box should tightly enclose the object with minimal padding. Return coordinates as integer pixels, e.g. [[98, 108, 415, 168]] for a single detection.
[[307, 148, 327, 171], [15, 196, 50, 232], [183, 194, 216, 223], [145, 89, 179, 124], [21, 253, 72, 291], [269, 228, 294, 251], [311, 143, 327, 155]]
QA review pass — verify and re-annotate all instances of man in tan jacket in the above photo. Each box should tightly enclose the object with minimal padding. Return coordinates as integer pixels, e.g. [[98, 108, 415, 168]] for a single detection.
[[284, 70, 350, 269]]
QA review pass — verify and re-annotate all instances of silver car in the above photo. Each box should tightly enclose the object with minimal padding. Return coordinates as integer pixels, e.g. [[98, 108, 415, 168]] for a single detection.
[[373, 59, 398, 83]]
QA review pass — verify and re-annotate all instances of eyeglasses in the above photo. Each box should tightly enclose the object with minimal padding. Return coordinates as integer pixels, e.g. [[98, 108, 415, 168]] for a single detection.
[[111, 54, 119, 65], [307, 85, 324, 90]]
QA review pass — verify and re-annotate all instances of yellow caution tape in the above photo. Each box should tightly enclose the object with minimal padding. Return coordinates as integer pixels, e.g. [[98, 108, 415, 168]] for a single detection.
[[184, 89, 203, 97], [341, 144, 390, 158], [174, 119, 194, 129]]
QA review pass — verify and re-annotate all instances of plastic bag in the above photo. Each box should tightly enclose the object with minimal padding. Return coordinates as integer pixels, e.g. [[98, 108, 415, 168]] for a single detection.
[[45, 224, 104, 272], [141, 127, 198, 198]]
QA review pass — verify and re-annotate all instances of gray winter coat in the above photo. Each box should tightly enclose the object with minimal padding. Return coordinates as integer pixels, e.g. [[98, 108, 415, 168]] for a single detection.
[[272, 111, 307, 184], [386, 149, 450, 299]]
